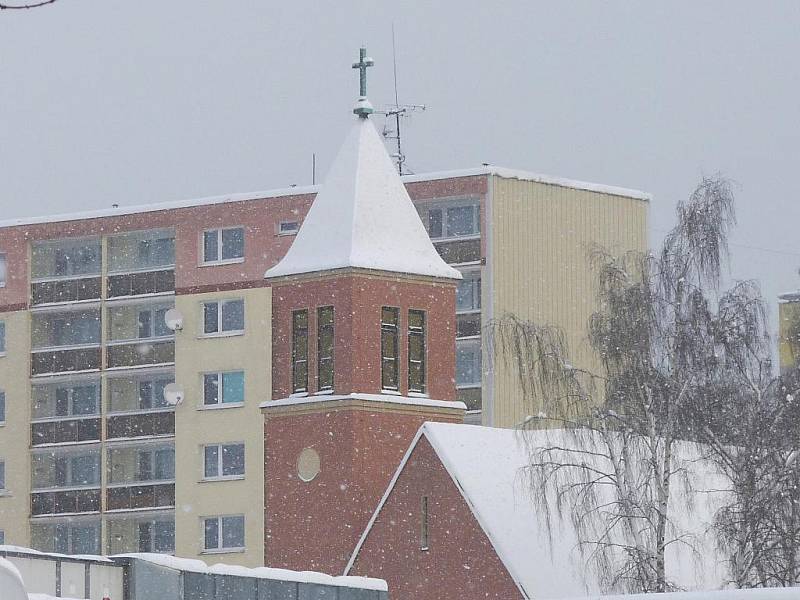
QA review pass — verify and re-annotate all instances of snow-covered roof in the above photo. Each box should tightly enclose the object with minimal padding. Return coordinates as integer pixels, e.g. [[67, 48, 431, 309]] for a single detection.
[[260, 392, 467, 411], [778, 291, 800, 303], [0, 545, 113, 564], [348, 423, 727, 599], [403, 166, 652, 201], [264, 117, 462, 280], [0, 169, 648, 231], [116, 553, 387, 591]]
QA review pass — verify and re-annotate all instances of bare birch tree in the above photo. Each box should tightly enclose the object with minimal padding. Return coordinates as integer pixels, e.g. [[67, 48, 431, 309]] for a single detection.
[[490, 176, 738, 593]]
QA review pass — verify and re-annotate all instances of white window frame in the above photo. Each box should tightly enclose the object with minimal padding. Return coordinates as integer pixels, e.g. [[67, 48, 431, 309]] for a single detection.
[[201, 227, 245, 265], [0, 253, 6, 288], [201, 515, 245, 553], [423, 199, 481, 241], [202, 443, 245, 481], [200, 299, 245, 337], [31, 380, 101, 421], [455, 269, 481, 314], [200, 371, 245, 408], [456, 337, 482, 389]]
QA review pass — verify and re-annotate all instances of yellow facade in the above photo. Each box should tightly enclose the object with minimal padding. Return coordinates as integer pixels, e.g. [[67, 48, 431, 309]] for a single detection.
[[173, 286, 271, 567], [0, 310, 32, 545], [486, 176, 649, 428], [779, 296, 800, 372]]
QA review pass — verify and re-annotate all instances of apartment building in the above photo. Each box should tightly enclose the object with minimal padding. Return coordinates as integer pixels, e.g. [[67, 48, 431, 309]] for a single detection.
[[0, 167, 647, 564], [779, 290, 800, 373]]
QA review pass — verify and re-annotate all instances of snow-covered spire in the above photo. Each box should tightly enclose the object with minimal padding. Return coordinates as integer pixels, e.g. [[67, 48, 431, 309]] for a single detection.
[[264, 115, 461, 281]]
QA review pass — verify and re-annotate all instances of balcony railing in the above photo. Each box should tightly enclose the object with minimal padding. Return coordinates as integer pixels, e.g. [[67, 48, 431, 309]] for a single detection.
[[31, 347, 102, 376], [31, 416, 101, 446], [31, 276, 102, 306], [106, 410, 175, 439], [434, 237, 481, 264], [106, 339, 174, 369], [106, 482, 175, 511], [31, 488, 101, 516], [107, 269, 175, 299]]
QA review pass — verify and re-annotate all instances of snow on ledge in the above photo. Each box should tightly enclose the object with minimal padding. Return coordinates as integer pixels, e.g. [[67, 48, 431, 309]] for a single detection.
[[29, 594, 86, 600], [565, 588, 800, 600], [261, 392, 467, 411], [115, 553, 387, 591], [0, 545, 114, 564]]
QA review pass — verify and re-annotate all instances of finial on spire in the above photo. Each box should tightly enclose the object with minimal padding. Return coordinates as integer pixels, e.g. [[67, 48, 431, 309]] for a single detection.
[[352, 46, 374, 117]]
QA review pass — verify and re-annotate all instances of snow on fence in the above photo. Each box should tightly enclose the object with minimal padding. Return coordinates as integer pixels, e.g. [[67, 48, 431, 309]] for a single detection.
[[570, 588, 800, 600], [0, 546, 389, 600]]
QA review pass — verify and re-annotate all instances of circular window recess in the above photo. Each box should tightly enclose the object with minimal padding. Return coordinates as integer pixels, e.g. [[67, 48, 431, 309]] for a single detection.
[[297, 447, 321, 482]]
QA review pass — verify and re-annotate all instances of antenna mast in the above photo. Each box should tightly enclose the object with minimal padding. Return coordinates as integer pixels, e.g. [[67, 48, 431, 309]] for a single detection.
[[378, 25, 425, 175]]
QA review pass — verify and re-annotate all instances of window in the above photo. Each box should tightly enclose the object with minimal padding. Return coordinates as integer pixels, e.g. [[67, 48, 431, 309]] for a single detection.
[[0, 460, 5, 491], [203, 227, 245, 264], [203, 371, 245, 406], [31, 521, 100, 555], [456, 270, 481, 312], [137, 306, 171, 339], [32, 382, 100, 419], [0, 321, 5, 354], [203, 443, 245, 479], [381, 307, 400, 391], [0, 391, 5, 423], [292, 310, 308, 393], [138, 378, 171, 410], [203, 515, 245, 552], [137, 448, 175, 481], [107, 229, 174, 273], [0, 253, 5, 287], [31, 239, 101, 279], [278, 220, 300, 236], [317, 306, 334, 391], [425, 202, 480, 239], [420, 496, 429, 550], [0, 530, 4, 545], [456, 339, 482, 387], [32, 450, 101, 489], [138, 520, 175, 553], [202, 299, 244, 335], [31, 309, 101, 348], [408, 310, 426, 394]]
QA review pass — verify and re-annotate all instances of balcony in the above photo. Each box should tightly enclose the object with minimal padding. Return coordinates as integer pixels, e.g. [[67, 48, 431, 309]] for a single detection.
[[31, 378, 101, 445], [107, 229, 175, 299], [434, 237, 481, 264], [31, 309, 102, 376]]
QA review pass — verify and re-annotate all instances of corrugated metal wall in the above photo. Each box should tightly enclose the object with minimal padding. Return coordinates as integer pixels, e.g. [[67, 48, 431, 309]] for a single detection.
[[488, 176, 648, 428]]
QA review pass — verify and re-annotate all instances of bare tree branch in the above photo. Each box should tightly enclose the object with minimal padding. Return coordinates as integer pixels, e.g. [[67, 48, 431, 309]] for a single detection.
[[0, 0, 58, 9]]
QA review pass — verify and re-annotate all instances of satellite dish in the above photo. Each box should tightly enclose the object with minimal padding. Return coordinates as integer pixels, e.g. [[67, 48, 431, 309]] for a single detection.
[[163, 383, 185, 406], [164, 308, 184, 331]]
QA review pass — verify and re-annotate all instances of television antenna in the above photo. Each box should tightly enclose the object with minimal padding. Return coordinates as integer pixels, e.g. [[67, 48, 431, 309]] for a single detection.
[[376, 25, 425, 175]]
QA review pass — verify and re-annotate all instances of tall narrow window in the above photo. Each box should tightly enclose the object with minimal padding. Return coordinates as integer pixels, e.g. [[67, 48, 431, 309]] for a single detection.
[[381, 307, 400, 391], [292, 310, 308, 393], [0, 253, 6, 287], [408, 310, 426, 394], [317, 306, 334, 391], [420, 496, 429, 550]]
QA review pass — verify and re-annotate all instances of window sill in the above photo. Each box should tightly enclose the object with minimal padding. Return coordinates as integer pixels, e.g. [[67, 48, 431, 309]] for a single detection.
[[200, 475, 245, 483], [200, 547, 245, 555], [199, 258, 245, 268], [198, 402, 245, 411], [380, 389, 401, 396], [408, 392, 429, 399], [0, 352, 6, 358], [314, 389, 334, 396], [0, 490, 12, 498], [198, 331, 244, 340]]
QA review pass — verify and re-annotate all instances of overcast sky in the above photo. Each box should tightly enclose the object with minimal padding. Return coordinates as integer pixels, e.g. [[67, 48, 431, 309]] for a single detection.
[[1, 1, 798, 339]]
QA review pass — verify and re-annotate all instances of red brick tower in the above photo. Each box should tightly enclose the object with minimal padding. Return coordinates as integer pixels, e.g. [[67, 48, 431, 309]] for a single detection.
[[261, 53, 465, 574]]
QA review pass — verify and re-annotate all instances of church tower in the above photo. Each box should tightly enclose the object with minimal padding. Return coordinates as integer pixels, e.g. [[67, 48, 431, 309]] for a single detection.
[[261, 48, 465, 574]]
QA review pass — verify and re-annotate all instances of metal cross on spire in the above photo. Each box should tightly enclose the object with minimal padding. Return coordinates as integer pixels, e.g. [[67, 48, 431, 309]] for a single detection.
[[352, 46, 374, 117]]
